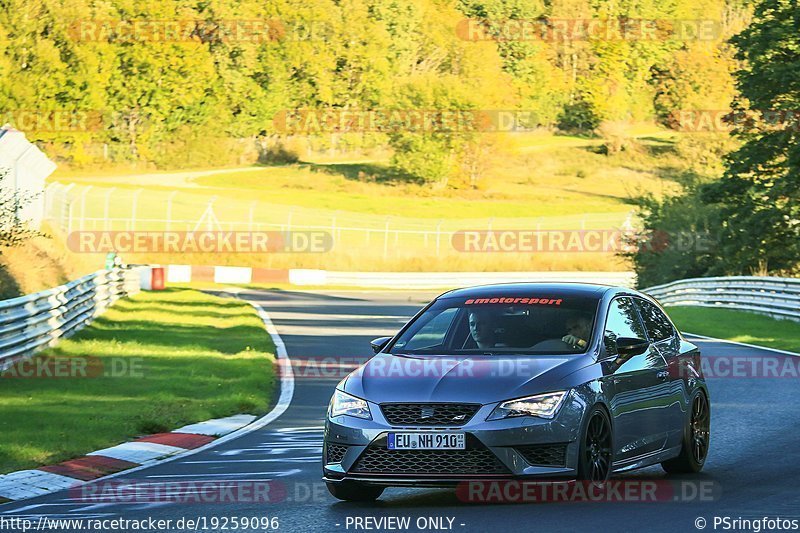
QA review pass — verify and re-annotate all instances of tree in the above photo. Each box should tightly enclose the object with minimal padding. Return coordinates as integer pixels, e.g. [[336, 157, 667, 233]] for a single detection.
[[701, 0, 800, 275], [0, 169, 43, 250], [0, 0, 758, 170], [621, 190, 722, 287]]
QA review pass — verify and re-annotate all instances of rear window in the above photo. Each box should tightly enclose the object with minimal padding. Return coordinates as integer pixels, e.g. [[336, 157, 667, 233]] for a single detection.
[[390, 295, 600, 355]]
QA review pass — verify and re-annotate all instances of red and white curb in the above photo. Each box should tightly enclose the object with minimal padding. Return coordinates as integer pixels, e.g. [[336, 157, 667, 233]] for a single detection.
[[0, 293, 294, 505], [163, 264, 636, 289], [0, 415, 256, 502]]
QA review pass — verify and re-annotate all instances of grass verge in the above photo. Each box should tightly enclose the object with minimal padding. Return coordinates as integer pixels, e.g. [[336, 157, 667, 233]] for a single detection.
[[48, 130, 707, 272], [0, 288, 275, 474], [667, 306, 800, 353]]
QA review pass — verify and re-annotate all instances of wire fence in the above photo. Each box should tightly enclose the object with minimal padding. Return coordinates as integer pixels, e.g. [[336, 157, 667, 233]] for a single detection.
[[44, 182, 635, 261]]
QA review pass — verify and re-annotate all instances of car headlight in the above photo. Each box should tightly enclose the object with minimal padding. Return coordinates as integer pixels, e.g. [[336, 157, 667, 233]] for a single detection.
[[487, 391, 568, 420], [329, 389, 372, 420]]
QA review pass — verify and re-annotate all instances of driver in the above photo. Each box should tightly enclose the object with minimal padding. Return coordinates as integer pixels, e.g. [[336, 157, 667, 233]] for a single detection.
[[468, 309, 501, 349]]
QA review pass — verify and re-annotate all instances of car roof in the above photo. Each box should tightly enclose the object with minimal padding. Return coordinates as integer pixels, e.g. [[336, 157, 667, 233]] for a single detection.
[[438, 282, 616, 300]]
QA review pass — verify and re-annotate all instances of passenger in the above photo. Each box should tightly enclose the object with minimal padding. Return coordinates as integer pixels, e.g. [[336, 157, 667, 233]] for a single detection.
[[562, 315, 592, 349]]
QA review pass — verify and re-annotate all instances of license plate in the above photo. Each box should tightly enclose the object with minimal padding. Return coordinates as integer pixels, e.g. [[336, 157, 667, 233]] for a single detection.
[[387, 433, 466, 450]]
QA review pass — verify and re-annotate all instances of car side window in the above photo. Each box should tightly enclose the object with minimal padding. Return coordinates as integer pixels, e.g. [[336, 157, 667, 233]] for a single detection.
[[398, 307, 458, 351], [603, 297, 647, 356], [636, 299, 675, 342]]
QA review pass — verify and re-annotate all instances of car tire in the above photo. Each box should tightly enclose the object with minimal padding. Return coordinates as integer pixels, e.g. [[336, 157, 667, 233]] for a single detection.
[[576, 405, 613, 483], [326, 481, 385, 502], [662, 390, 710, 474]]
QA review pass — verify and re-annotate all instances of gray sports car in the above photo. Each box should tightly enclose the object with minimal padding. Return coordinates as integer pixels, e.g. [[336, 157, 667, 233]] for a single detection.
[[323, 283, 710, 501]]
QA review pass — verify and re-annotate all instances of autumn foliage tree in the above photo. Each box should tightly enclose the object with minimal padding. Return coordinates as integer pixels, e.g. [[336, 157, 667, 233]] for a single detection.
[[701, 0, 800, 275]]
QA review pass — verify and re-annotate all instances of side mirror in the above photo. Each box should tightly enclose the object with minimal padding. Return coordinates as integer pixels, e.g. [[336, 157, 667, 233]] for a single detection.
[[370, 336, 392, 354], [614, 337, 650, 366]]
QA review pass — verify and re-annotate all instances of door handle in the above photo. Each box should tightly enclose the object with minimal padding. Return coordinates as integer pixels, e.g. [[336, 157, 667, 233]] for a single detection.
[[656, 370, 670, 381]]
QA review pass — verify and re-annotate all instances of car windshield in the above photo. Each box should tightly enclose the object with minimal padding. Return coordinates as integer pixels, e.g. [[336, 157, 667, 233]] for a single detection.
[[390, 294, 600, 355]]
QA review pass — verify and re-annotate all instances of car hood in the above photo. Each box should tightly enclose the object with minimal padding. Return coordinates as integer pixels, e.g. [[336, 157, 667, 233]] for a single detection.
[[342, 352, 591, 404]]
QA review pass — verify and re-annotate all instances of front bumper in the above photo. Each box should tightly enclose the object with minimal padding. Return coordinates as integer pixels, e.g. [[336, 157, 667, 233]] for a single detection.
[[323, 395, 586, 486]]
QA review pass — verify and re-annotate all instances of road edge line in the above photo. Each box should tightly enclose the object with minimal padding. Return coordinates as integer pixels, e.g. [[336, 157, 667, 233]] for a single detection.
[[684, 332, 800, 357], [95, 295, 295, 481]]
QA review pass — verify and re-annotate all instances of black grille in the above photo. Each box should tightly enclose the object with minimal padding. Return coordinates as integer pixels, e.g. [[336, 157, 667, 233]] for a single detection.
[[352, 435, 509, 476], [326, 443, 348, 463], [380, 403, 480, 426], [515, 444, 568, 467]]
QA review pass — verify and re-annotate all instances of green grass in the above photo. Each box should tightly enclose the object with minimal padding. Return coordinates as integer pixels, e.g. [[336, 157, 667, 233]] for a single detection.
[[51, 131, 682, 221], [667, 306, 800, 353], [0, 288, 275, 474], [47, 130, 701, 271], [54, 161, 635, 220]]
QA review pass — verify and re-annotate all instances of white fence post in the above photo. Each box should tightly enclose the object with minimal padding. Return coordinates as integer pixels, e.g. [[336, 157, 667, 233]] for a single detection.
[[103, 187, 116, 230], [79, 185, 92, 230], [166, 190, 178, 231], [383, 217, 391, 259], [436, 219, 443, 256], [248, 201, 256, 231], [131, 188, 143, 230]]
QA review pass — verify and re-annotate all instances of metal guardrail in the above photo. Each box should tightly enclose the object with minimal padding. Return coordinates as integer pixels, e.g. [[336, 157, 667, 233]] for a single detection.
[[644, 276, 800, 321], [0, 268, 140, 370]]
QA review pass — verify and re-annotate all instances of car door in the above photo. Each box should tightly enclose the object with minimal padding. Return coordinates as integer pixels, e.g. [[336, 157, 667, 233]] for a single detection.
[[634, 297, 686, 448], [602, 296, 672, 464]]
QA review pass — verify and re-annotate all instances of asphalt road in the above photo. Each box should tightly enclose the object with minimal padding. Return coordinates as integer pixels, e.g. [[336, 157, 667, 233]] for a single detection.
[[2, 288, 799, 533]]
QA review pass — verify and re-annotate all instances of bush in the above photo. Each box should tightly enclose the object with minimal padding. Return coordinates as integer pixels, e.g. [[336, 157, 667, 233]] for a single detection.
[[621, 190, 722, 288], [557, 98, 601, 133], [257, 137, 301, 165], [389, 133, 455, 186], [149, 127, 253, 169]]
